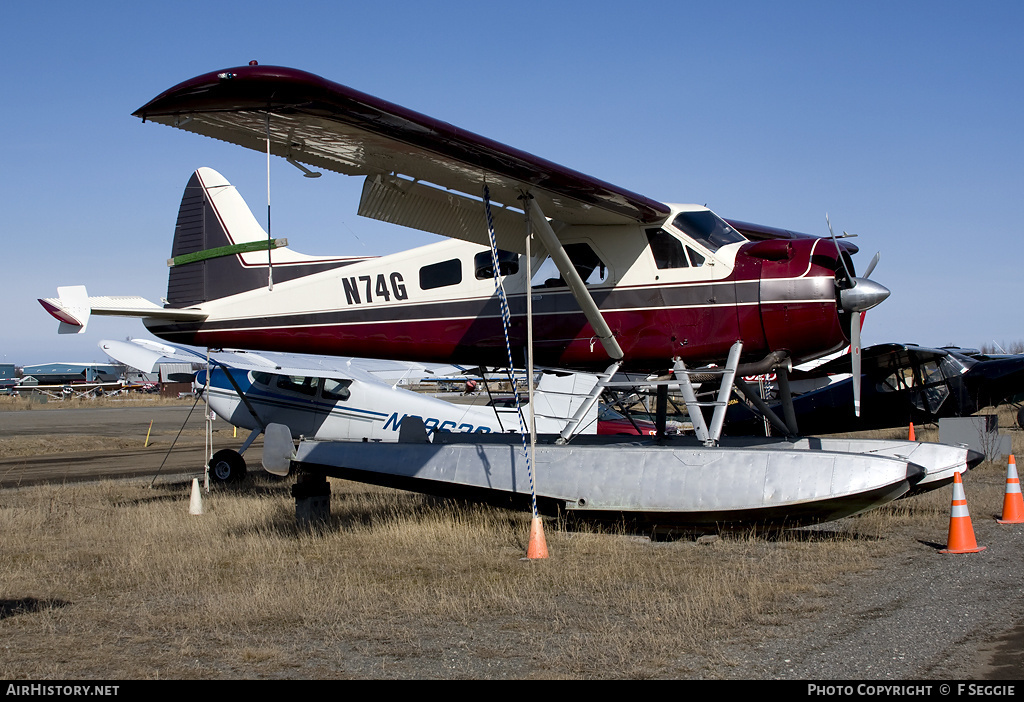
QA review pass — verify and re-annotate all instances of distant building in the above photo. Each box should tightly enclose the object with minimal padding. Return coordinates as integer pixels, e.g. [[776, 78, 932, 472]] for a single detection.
[[158, 363, 196, 398], [0, 363, 16, 393], [19, 362, 122, 386]]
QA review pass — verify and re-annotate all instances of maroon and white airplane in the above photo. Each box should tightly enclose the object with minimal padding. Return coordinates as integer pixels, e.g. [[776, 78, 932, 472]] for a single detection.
[[41, 64, 888, 386]]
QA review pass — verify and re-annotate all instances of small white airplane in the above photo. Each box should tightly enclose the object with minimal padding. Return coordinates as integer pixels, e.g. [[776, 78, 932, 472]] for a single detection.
[[99, 339, 599, 482]]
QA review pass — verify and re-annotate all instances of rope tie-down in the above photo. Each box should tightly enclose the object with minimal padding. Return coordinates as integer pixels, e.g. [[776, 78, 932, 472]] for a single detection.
[[483, 185, 547, 559]]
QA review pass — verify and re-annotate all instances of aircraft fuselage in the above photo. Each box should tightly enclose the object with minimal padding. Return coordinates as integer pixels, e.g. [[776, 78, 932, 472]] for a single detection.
[[146, 207, 851, 373]]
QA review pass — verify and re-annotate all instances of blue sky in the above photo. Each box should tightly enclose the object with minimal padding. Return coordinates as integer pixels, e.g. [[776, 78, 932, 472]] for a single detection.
[[3, 1, 1022, 365]]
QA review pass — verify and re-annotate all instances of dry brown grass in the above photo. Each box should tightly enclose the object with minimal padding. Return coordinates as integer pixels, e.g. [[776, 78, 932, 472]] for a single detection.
[[0, 473, 887, 679], [2, 403, 1020, 679]]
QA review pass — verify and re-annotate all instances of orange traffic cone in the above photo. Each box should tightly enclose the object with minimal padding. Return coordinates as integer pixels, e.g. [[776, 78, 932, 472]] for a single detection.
[[526, 516, 549, 559], [908, 422, 916, 441], [997, 455, 1024, 525], [939, 472, 985, 554]]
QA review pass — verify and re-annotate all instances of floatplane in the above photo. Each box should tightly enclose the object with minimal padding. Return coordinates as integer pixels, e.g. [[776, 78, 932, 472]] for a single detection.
[[41, 63, 982, 529]]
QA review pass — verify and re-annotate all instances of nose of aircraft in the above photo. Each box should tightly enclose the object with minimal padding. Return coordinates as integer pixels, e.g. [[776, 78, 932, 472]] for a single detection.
[[839, 277, 890, 313]]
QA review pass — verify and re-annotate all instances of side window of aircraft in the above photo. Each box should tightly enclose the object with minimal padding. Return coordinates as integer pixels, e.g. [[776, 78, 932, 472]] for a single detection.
[[646, 229, 688, 269], [419, 259, 463, 290], [687, 246, 706, 267], [250, 371, 274, 389], [321, 378, 352, 402], [919, 360, 944, 386], [672, 211, 746, 253], [531, 243, 608, 288], [878, 367, 914, 393], [915, 360, 950, 414], [276, 375, 319, 396], [939, 354, 972, 378], [474, 249, 519, 280]]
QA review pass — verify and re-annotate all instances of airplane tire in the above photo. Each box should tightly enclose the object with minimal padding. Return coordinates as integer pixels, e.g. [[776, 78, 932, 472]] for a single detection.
[[209, 449, 247, 483], [1017, 406, 1024, 431]]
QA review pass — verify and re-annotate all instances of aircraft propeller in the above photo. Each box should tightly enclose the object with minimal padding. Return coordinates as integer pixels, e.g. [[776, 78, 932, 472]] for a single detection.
[[827, 215, 889, 417]]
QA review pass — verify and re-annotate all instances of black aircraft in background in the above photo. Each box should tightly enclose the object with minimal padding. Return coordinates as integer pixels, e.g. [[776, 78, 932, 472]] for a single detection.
[[725, 343, 1024, 436]]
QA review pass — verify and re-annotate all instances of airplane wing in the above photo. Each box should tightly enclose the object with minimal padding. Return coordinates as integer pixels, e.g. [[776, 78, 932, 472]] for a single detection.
[[133, 64, 671, 253], [99, 339, 474, 388], [797, 343, 951, 378]]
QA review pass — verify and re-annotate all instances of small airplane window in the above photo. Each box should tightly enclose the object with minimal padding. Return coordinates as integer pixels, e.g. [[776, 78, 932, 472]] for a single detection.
[[419, 258, 462, 290], [646, 229, 688, 269], [879, 372, 900, 393], [475, 249, 519, 279], [531, 243, 608, 288], [250, 371, 274, 388], [276, 375, 319, 396], [920, 361, 944, 386], [321, 378, 352, 402], [686, 247, 706, 267], [672, 210, 746, 252]]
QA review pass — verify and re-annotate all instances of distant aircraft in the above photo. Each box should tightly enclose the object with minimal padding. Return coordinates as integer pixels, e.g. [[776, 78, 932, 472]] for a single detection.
[[725, 343, 1024, 436]]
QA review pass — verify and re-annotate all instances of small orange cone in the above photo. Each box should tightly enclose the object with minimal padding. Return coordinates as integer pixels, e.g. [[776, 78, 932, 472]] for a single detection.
[[526, 516, 549, 559], [908, 422, 916, 441], [939, 472, 985, 554], [997, 455, 1024, 525]]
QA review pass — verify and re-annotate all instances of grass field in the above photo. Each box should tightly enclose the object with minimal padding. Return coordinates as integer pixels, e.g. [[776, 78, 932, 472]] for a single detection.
[[0, 404, 1020, 679]]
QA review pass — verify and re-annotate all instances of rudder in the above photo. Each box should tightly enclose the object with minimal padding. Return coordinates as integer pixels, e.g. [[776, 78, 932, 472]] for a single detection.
[[166, 167, 361, 306]]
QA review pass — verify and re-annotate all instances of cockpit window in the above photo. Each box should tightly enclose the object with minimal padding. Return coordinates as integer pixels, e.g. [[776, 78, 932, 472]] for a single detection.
[[672, 211, 746, 252], [251, 371, 273, 388]]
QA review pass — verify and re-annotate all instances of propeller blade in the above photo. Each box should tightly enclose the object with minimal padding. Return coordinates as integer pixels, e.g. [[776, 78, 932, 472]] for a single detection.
[[826, 214, 855, 284], [851, 315, 862, 417], [863, 251, 880, 279]]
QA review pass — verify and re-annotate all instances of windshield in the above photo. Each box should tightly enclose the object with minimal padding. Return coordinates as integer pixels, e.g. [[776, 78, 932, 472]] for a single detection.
[[672, 211, 746, 252]]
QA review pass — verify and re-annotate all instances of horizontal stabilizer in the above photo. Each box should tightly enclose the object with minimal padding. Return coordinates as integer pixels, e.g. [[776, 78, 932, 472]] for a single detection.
[[40, 287, 208, 334], [38, 285, 91, 334]]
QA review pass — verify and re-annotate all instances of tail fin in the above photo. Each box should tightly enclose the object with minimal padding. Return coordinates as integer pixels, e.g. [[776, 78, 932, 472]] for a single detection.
[[166, 167, 364, 306]]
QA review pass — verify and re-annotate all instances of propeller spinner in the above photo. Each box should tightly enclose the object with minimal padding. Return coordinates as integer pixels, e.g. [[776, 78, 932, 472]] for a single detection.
[[828, 215, 889, 417]]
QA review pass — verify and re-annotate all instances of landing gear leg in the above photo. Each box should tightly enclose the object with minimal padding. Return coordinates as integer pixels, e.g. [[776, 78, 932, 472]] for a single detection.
[[655, 384, 668, 440]]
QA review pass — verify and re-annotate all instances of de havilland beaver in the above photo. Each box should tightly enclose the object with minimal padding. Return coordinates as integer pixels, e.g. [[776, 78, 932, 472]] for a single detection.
[[40, 64, 981, 528]]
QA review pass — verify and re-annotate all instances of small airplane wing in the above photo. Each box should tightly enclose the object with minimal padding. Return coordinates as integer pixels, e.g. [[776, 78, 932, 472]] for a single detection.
[[133, 65, 671, 253], [798, 343, 951, 378], [40, 286, 207, 334], [99, 339, 472, 388]]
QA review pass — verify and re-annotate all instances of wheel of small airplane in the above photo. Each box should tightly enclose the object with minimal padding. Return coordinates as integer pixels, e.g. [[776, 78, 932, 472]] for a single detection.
[[1017, 406, 1024, 431], [209, 449, 247, 483]]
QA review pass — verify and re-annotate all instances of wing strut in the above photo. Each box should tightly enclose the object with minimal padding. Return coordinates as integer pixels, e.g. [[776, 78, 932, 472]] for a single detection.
[[524, 196, 624, 362], [265, 113, 274, 291]]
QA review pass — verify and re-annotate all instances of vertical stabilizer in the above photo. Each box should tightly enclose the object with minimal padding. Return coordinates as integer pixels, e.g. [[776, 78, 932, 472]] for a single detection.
[[166, 167, 363, 306]]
